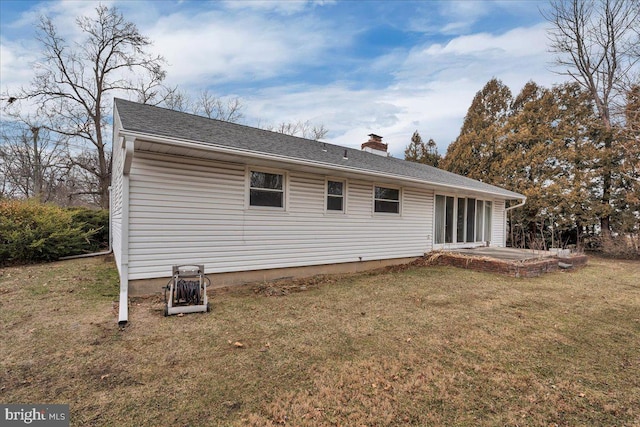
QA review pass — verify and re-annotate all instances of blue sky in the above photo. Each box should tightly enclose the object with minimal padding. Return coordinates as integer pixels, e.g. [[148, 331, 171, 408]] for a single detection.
[[0, 0, 567, 156]]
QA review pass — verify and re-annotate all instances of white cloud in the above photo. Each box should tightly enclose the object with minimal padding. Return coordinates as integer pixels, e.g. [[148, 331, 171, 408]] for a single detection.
[[436, 0, 491, 34], [408, 0, 492, 35], [0, 40, 38, 92], [236, 23, 565, 157], [241, 81, 460, 156], [8, 1, 117, 41], [145, 9, 338, 87], [423, 24, 549, 57], [241, 84, 404, 150], [388, 24, 562, 137], [221, 0, 335, 15]]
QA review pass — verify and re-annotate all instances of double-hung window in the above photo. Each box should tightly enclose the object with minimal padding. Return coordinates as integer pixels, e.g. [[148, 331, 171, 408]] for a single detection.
[[249, 170, 284, 208], [374, 186, 400, 214], [326, 180, 345, 212]]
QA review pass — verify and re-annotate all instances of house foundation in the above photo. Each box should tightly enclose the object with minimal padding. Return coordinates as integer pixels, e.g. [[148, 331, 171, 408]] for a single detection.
[[128, 256, 419, 296]]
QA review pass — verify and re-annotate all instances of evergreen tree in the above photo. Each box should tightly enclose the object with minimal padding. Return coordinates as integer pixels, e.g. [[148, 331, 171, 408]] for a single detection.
[[441, 78, 512, 180], [444, 78, 606, 249], [501, 82, 601, 248], [611, 85, 640, 237], [404, 131, 427, 162], [404, 131, 441, 167], [425, 138, 441, 167]]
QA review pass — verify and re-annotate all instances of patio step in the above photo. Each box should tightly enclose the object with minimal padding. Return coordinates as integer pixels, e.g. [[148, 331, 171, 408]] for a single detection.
[[558, 262, 573, 269]]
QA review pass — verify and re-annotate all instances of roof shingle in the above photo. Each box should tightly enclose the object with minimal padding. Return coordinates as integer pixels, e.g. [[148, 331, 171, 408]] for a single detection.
[[114, 98, 524, 199]]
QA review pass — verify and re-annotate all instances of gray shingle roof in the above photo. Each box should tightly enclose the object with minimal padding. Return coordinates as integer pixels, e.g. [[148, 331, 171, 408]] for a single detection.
[[114, 98, 524, 199]]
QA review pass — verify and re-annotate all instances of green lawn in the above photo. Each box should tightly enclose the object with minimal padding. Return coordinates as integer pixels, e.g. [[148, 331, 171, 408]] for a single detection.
[[1, 255, 639, 426]]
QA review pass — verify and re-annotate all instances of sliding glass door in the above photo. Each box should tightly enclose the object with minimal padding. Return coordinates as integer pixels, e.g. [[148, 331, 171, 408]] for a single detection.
[[456, 198, 466, 243], [435, 195, 455, 244], [466, 198, 475, 243], [434, 195, 493, 245]]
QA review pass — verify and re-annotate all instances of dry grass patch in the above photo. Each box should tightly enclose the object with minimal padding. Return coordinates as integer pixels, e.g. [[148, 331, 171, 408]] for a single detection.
[[1, 256, 639, 426]]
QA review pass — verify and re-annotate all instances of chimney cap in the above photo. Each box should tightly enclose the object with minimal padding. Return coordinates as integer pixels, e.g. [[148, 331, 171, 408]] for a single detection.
[[361, 133, 388, 155]]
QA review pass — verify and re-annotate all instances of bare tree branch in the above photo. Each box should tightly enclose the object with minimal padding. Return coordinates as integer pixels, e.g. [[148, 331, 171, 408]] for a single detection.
[[2, 5, 167, 208], [264, 119, 328, 140], [543, 0, 640, 236]]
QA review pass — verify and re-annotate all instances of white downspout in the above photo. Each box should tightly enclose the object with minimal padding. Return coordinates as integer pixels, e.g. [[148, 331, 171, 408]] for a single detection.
[[118, 137, 134, 326], [504, 198, 526, 248], [108, 185, 112, 253]]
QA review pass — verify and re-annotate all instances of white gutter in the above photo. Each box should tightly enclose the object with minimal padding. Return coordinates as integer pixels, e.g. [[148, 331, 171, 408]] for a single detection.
[[505, 198, 527, 212], [119, 130, 525, 200], [118, 136, 134, 326]]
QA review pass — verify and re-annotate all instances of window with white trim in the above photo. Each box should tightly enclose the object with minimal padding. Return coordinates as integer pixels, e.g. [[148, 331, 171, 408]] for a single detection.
[[374, 186, 400, 214], [326, 180, 345, 212], [249, 170, 284, 208]]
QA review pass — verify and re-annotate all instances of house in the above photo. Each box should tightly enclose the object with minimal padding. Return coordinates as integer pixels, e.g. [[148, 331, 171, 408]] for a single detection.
[[111, 98, 525, 324]]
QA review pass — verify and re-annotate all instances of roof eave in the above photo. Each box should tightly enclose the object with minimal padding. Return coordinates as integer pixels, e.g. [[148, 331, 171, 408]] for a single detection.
[[118, 128, 526, 200]]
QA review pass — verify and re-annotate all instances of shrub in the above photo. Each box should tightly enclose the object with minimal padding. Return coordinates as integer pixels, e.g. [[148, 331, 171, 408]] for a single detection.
[[600, 235, 640, 260], [0, 200, 97, 265], [68, 207, 109, 252]]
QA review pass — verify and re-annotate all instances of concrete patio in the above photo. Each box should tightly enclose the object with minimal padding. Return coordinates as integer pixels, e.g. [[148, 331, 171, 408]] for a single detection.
[[430, 247, 588, 277], [450, 247, 557, 261]]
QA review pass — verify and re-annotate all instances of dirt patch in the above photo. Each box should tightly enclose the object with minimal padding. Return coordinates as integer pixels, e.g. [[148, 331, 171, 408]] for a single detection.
[[251, 274, 340, 296]]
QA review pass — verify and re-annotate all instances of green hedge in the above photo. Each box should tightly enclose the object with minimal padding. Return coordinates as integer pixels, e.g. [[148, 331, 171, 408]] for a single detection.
[[68, 207, 110, 252], [0, 200, 109, 265]]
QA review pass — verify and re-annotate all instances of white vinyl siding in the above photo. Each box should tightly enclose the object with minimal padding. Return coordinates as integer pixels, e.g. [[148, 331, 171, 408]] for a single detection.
[[493, 200, 506, 247], [126, 152, 433, 280]]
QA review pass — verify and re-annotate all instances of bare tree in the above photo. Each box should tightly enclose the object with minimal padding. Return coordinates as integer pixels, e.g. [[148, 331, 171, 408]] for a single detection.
[[544, 0, 640, 236], [195, 90, 244, 122], [265, 120, 328, 140], [160, 88, 193, 113], [0, 120, 69, 202], [4, 5, 166, 208], [154, 88, 245, 123], [134, 68, 171, 105]]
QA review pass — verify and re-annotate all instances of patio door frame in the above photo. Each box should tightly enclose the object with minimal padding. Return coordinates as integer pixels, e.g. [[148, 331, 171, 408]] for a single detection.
[[433, 193, 493, 250]]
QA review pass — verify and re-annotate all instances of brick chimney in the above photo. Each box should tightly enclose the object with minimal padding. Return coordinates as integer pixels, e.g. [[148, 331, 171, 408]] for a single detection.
[[361, 134, 388, 156]]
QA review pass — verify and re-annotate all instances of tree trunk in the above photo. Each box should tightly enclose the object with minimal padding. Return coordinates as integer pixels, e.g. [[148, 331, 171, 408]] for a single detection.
[[31, 127, 42, 201], [600, 123, 613, 240], [94, 122, 110, 210]]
